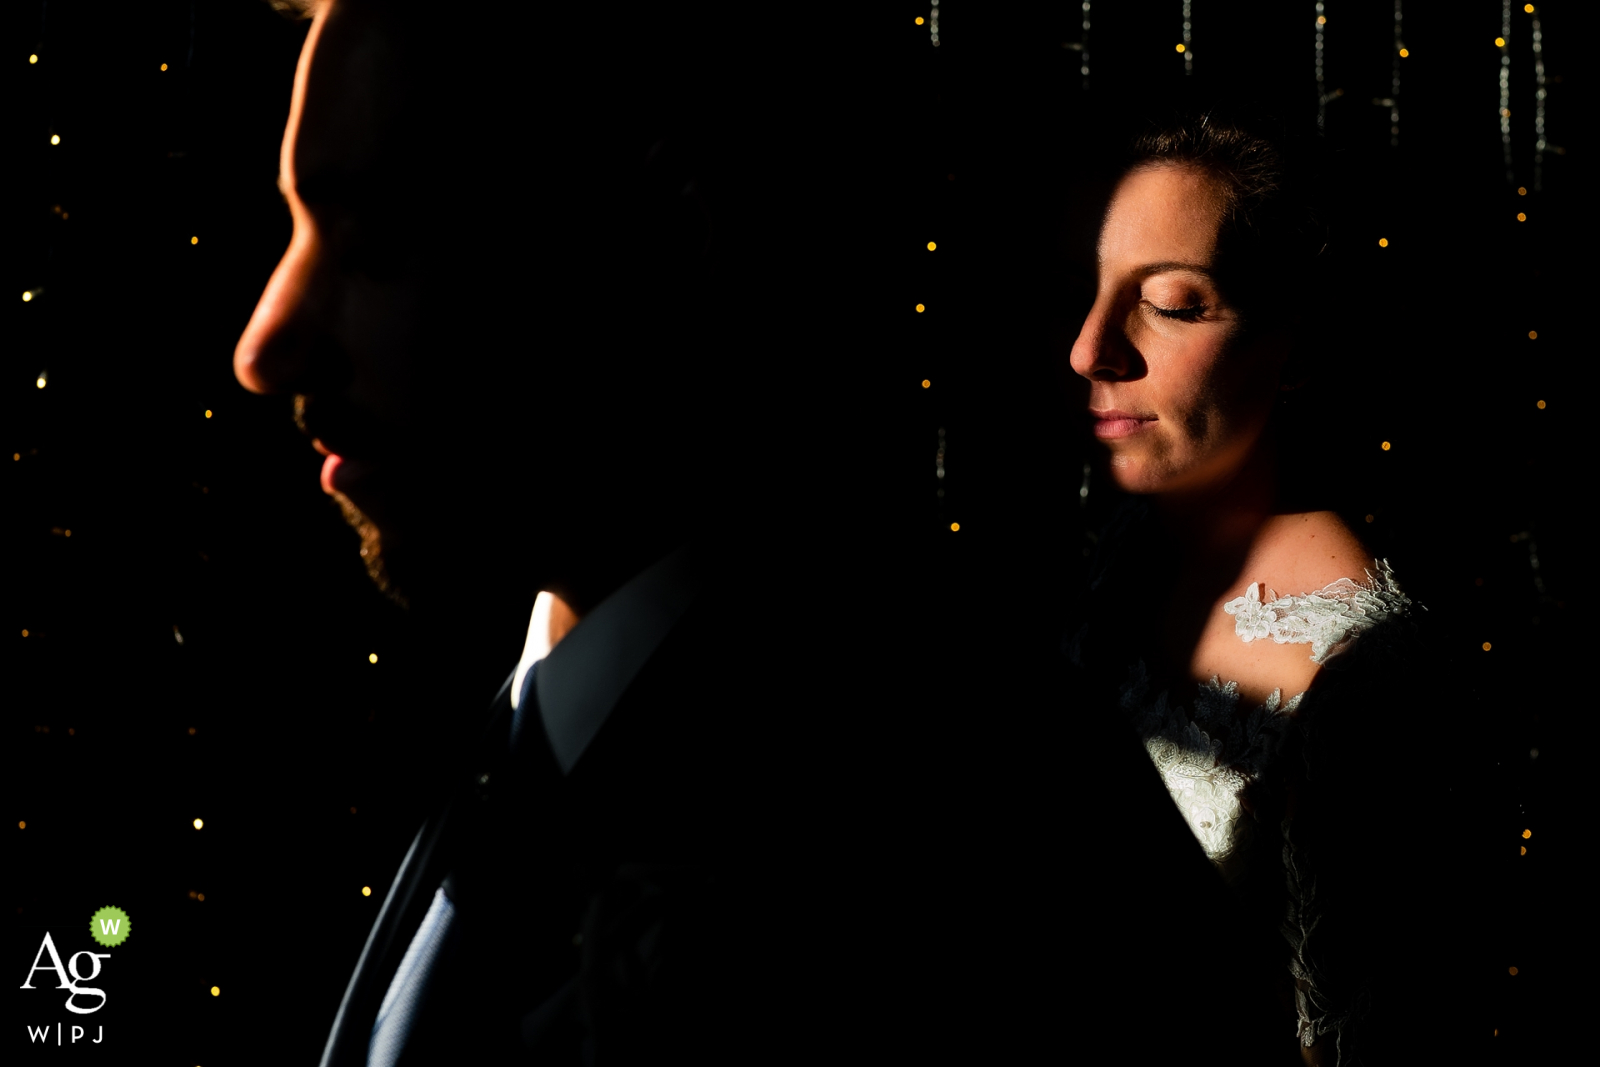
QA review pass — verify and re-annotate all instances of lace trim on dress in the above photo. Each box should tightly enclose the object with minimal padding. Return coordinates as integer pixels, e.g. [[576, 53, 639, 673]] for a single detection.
[[1109, 558, 1415, 1063], [1123, 664, 1300, 886], [1222, 559, 1413, 665]]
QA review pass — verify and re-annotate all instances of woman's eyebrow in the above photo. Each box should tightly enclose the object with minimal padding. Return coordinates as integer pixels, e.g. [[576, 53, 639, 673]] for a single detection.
[[1134, 261, 1216, 279]]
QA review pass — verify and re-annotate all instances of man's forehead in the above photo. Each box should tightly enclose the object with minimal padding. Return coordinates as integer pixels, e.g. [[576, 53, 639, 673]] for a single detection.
[[284, 0, 410, 200]]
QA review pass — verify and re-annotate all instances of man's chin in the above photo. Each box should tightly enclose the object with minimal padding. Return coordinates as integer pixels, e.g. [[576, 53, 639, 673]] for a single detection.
[[334, 492, 411, 609]]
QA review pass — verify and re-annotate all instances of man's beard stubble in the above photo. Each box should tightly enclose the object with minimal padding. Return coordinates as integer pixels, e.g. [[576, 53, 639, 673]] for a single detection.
[[334, 491, 409, 610]]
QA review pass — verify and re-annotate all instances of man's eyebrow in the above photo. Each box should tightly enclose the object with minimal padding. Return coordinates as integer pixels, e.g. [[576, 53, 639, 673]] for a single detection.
[[266, 0, 323, 21]]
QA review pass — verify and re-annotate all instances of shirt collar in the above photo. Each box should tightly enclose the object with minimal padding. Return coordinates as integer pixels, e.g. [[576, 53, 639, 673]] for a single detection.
[[510, 545, 700, 774]]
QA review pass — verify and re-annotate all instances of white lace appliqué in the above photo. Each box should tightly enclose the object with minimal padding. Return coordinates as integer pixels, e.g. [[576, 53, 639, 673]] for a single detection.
[[1121, 559, 1411, 882], [1222, 559, 1412, 665], [1124, 667, 1299, 886]]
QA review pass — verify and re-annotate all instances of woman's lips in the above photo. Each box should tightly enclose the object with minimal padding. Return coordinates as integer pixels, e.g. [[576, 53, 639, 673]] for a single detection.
[[1091, 412, 1156, 439]]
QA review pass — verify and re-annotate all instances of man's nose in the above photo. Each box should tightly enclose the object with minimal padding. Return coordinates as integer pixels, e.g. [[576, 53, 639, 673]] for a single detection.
[[1068, 294, 1137, 383], [233, 218, 322, 396]]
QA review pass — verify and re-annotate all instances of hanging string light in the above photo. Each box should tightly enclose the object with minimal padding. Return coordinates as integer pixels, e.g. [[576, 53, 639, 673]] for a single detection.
[[1077, 1, 1091, 90], [1315, 3, 1328, 129], [928, 0, 940, 48], [1180, 1, 1193, 75], [1389, 2, 1403, 147], [1499, 0, 1513, 184], [1531, 7, 1546, 191]]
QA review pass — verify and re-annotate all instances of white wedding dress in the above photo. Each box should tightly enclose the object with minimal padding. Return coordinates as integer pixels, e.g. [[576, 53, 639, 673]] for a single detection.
[[1113, 560, 1416, 1052]]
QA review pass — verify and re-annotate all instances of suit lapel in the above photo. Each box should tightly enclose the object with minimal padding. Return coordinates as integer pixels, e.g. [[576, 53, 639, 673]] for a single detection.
[[318, 672, 517, 1067]]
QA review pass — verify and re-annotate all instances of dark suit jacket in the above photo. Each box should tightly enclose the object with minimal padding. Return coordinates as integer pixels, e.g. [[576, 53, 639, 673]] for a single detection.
[[318, 533, 1276, 1065], [320, 539, 921, 1066]]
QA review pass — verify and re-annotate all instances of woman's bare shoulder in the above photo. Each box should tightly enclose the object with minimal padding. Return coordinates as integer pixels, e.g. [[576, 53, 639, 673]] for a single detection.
[[1186, 512, 1374, 706], [1252, 510, 1374, 596]]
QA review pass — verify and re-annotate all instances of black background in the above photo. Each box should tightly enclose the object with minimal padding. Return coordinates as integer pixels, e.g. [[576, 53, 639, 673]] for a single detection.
[[5, 1, 1589, 1063]]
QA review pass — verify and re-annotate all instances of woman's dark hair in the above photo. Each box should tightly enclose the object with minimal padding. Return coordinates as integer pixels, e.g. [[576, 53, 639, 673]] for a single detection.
[[1126, 110, 1333, 359]]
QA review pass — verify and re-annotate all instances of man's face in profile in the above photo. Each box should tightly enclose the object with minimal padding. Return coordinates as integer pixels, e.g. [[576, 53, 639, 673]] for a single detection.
[[235, 0, 464, 604], [233, 0, 689, 615]]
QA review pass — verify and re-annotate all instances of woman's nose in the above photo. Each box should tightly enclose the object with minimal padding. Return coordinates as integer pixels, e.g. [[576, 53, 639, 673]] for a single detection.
[[1068, 294, 1137, 382], [233, 215, 323, 396]]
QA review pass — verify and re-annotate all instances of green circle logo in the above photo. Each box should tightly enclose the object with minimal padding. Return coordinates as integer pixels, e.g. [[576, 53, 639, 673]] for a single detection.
[[89, 905, 131, 948]]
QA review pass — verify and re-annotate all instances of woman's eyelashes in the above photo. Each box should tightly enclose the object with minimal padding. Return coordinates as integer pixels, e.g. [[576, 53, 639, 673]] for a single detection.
[[1146, 300, 1209, 321]]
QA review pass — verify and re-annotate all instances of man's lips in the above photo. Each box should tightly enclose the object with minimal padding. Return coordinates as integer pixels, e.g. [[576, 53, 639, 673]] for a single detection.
[[309, 434, 378, 498], [319, 452, 381, 497], [1090, 409, 1157, 440]]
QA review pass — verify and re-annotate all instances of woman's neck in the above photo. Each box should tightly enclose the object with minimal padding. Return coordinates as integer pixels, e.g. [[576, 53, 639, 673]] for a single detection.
[[1151, 426, 1281, 575]]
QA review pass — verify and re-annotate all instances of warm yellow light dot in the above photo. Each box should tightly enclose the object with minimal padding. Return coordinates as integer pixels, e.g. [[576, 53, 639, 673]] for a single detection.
[[12, 453, 18, 461], [191, 235, 199, 245], [188, 726, 196, 735], [1524, 3, 1534, 11], [1398, 48, 1409, 57], [1519, 845, 1526, 855], [915, 16, 924, 24], [1516, 212, 1526, 221], [29, 54, 38, 64], [926, 241, 936, 251], [368, 652, 379, 664], [1517, 186, 1527, 195], [1377, 238, 1389, 247], [17, 821, 24, 829], [160, 63, 168, 71], [204, 409, 213, 419], [1495, 36, 1505, 47], [22, 291, 33, 302], [197, 892, 205, 901], [1364, 514, 1375, 523], [915, 303, 925, 313], [1536, 400, 1546, 409], [1508, 966, 1519, 976], [210, 986, 220, 996], [63, 529, 70, 538], [20, 628, 28, 636], [1521, 828, 1531, 839], [950, 522, 960, 532], [50, 134, 59, 145], [921, 379, 931, 389], [1317, 15, 1326, 25], [1381, 441, 1391, 451], [361, 886, 373, 897], [1482, 642, 1492, 651], [1528, 330, 1537, 339], [35, 377, 46, 389], [193, 818, 204, 830], [1175, 43, 1186, 53]]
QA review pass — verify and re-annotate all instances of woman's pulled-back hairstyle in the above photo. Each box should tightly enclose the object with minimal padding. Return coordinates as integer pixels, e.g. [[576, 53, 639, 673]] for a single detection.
[[1127, 111, 1332, 348]]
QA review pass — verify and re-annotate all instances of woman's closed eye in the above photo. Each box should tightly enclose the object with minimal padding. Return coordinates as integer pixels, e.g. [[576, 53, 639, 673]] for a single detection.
[[1147, 301, 1209, 321]]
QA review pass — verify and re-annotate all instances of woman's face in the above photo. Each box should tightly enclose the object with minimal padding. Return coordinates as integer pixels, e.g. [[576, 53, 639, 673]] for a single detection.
[[1070, 163, 1286, 497]]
